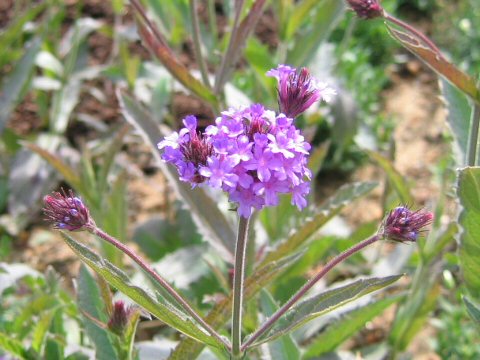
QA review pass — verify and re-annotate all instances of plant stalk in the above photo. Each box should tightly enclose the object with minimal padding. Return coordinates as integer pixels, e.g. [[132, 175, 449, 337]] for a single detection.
[[468, 104, 480, 166], [231, 215, 251, 358], [189, 0, 211, 88], [87, 225, 230, 349], [241, 234, 380, 351]]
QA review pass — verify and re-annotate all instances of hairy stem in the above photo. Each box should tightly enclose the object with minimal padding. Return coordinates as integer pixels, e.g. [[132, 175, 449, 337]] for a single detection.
[[231, 216, 251, 358], [87, 225, 230, 349], [241, 234, 380, 350]]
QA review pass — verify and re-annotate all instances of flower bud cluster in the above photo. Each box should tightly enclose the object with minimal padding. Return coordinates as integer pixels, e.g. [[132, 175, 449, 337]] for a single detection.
[[43, 190, 93, 231], [381, 206, 433, 243], [159, 104, 313, 218], [346, 0, 384, 20]]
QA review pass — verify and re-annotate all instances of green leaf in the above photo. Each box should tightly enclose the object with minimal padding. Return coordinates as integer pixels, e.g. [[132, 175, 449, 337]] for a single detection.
[[259, 290, 301, 360], [287, 0, 345, 65], [251, 275, 403, 346], [261, 181, 377, 264], [366, 150, 413, 204], [77, 265, 118, 360], [0, 37, 42, 134], [168, 251, 305, 359], [457, 167, 480, 301], [304, 295, 402, 357], [440, 79, 471, 165], [386, 26, 480, 105], [61, 233, 223, 348], [118, 91, 236, 262], [32, 307, 60, 355], [463, 296, 480, 324], [0, 333, 29, 359]]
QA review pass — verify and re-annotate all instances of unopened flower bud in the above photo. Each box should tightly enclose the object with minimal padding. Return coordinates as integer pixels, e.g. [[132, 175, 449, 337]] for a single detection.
[[380, 206, 433, 243], [107, 300, 138, 336], [43, 189, 94, 231], [346, 0, 384, 19]]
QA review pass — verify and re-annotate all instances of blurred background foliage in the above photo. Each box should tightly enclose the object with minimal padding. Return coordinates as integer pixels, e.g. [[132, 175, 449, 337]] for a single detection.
[[0, 0, 479, 359]]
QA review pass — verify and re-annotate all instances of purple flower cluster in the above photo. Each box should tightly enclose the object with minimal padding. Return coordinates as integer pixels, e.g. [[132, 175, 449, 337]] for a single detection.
[[267, 65, 336, 118], [158, 104, 312, 218], [43, 189, 93, 231]]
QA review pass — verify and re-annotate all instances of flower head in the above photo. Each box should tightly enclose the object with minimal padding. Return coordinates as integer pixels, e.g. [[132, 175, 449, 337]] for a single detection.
[[346, 0, 384, 19], [380, 206, 433, 243], [159, 104, 312, 217], [107, 300, 139, 336], [267, 65, 336, 118], [43, 189, 93, 231]]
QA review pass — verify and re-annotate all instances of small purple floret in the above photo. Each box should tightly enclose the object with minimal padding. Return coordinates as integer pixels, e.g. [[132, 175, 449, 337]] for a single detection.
[[43, 189, 93, 231]]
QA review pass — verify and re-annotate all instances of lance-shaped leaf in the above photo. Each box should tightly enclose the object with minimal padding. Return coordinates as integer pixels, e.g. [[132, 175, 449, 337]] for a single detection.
[[387, 25, 480, 105], [214, 0, 267, 92], [366, 150, 413, 205], [136, 21, 218, 106], [249, 275, 403, 346], [463, 296, 480, 324], [61, 233, 224, 348], [457, 167, 480, 301], [261, 181, 377, 264], [304, 294, 403, 357], [118, 90, 236, 263], [0, 333, 30, 360], [168, 251, 305, 359]]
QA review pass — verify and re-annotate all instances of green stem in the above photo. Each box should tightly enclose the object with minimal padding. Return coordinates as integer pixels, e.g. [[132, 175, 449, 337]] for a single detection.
[[468, 104, 480, 166], [189, 0, 211, 88], [87, 225, 230, 349], [241, 234, 380, 351], [231, 216, 251, 358]]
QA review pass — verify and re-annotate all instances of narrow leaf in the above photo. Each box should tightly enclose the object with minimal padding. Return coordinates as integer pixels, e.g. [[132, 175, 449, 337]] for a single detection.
[[0, 333, 29, 359], [261, 181, 377, 264], [252, 275, 403, 345], [32, 307, 60, 354], [260, 290, 301, 360], [77, 265, 118, 360], [457, 167, 480, 301], [304, 295, 402, 357], [0, 37, 41, 134], [62, 233, 223, 348], [136, 23, 218, 106], [387, 26, 480, 105], [463, 296, 480, 324], [118, 90, 236, 262], [366, 150, 413, 204]]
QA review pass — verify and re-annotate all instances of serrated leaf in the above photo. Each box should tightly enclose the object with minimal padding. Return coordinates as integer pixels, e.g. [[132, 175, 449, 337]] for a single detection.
[[168, 251, 305, 359], [251, 275, 403, 346], [261, 181, 377, 264], [366, 150, 413, 204], [457, 167, 480, 301], [463, 296, 480, 324], [78, 265, 118, 360], [0, 37, 42, 134], [61, 233, 223, 348], [440, 79, 471, 165], [387, 26, 480, 105], [304, 295, 402, 357], [259, 290, 300, 360], [118, 90, 236, 263]]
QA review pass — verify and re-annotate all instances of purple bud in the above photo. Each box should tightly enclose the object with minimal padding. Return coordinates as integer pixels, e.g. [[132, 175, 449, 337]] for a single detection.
[[107, 300, 138, 336], [43, 189, 94, 231], [381, 206, 433, 243], [346, 0, 384, 19], [267, 65, 336, 118]]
